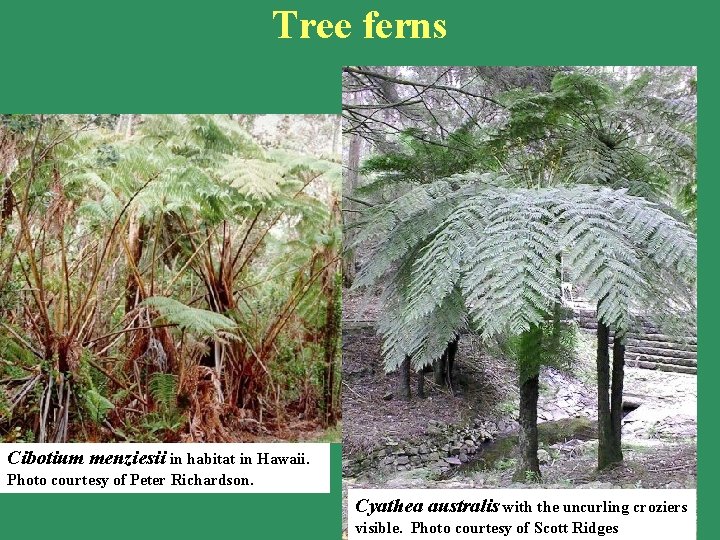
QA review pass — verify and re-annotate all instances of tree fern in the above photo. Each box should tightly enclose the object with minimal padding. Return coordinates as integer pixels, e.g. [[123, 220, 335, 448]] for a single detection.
[[496, 71, 696, 215], [219, 158, 286, 202], [357, 178, 696, 371], [268, 148, 342, 185]]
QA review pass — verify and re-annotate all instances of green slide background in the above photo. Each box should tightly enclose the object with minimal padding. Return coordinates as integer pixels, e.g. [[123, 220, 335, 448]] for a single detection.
[[0, 1, 713, 538]]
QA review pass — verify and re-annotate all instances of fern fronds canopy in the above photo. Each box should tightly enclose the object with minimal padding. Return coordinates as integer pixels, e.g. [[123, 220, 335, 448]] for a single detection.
[[355, 176, 696, 371]]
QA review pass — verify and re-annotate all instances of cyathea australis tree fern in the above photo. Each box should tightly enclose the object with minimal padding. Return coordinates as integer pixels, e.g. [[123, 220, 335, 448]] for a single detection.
[[350, 69, 694, 478], [503, 318, 576, 481], [497, 72, 696, 217], [357, 180, 695, 369], [492, 71, 695, 470], [354, 175, 696, 478]]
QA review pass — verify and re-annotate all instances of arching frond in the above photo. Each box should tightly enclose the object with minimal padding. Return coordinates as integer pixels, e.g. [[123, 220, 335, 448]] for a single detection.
[[353, 176, 497, 289], [143, 296, 237, 336], [361, 179, 696, 371], [220, 158, 285, 201]]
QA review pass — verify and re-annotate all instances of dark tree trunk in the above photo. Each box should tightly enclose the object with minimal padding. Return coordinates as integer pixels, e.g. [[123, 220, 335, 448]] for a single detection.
[[608, 332, 625, 464], [399, 355, 411, 400], [597, 320, 617, 469], [445, 335, 459, 389], [513, 372, 541, 482], [417, 367, 425, 398], [430, 335, 459, 388], [433, 353, 446, 386]]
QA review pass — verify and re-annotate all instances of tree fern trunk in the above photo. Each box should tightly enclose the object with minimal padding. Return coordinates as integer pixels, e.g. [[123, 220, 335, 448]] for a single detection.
[[433, 351, 446, 386], [399, 355, 411, 400], [514, 372, 540, 482], [597, 320, 614, 470], [417, 367, 425, 398], [609, 332, 625, 464]]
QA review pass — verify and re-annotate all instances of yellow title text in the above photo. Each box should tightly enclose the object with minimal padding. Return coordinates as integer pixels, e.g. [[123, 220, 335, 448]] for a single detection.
[[271, 10, 446, 39]]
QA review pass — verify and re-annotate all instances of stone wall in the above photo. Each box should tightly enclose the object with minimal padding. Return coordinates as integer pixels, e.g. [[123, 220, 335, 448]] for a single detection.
[[343, 420, 498, 476]]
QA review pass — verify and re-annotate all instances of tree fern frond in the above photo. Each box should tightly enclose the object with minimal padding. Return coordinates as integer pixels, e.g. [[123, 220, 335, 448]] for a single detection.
[[220, 158, 285, 202], [404, 204, 474, 319], [461, 189, 561, 338], [379, 283, 466, 372], [268, 148, 342, 184], [143, 296, 237, 336], [148, 373, 178, 412], [83, 388, 115, 424], [353, 176, 498, 290]]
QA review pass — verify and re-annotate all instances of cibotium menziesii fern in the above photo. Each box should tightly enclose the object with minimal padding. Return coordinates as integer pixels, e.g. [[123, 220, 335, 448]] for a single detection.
[[354, 175, 696, 372]]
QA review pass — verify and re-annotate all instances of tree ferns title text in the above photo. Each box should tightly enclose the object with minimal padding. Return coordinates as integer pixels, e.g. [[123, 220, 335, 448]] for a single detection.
[[272, 10, 446, 39]]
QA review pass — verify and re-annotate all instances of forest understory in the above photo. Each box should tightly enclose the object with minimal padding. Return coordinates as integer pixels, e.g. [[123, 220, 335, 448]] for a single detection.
[[1, 114, 342, 443], [342, 292, 697, 489]]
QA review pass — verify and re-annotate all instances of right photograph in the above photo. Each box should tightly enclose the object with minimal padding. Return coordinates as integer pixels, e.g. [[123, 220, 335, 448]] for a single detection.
[[341, 66, 697, 492]]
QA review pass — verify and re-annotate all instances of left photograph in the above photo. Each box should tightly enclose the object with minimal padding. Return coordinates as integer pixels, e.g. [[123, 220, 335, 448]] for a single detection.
[[0, 114, 342, 443]]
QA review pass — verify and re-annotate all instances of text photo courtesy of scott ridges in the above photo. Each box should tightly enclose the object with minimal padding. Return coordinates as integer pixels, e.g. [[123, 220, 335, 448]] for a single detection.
[[0, 114, 341, 492], [341, 66, 696, 538]]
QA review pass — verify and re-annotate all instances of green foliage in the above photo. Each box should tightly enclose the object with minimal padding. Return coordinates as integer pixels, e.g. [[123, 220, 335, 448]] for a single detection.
[[0, 280, 22, 313], [148, 373, 178, 412], [311, 423, 342, 443], [496, 71, 696, 218], [0, 114, 41, 133], [496, 399, 519, 417], [524, 470, 542, 483], [0, 333, 35, 376], [143, 296, 237, 336], [0, 426, 35, 443], [83, 388, 115, 424], [503, 320, 577, 383], [359, 127, 492, 195], [494, 457, 517, 471], [268, 148, 342, 187], [141, 413, 186, 439], [356, 177, 696, 372], [139, 374, 185, 440]]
